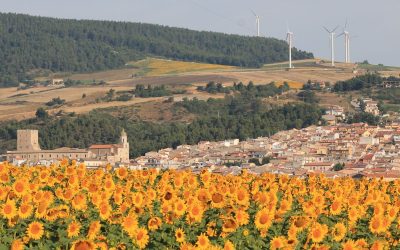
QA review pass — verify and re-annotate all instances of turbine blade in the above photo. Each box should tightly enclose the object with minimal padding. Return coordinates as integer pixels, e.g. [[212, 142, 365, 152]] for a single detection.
[[337, 32, 345, 38], [332, 25, 340, 32], [251, 9, 257, 16], [323, 26, 330, 33]]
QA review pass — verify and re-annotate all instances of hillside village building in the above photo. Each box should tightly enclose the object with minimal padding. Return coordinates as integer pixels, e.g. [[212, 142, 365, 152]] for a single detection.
[[6, 129, 129, 166]]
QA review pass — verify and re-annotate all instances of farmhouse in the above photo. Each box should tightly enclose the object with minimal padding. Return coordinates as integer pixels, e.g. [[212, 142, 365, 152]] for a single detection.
[[6, 129, 129, 166]]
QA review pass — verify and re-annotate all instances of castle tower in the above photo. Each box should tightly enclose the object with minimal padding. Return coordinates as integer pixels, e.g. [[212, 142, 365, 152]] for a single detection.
[[17, 130, 41, 151]]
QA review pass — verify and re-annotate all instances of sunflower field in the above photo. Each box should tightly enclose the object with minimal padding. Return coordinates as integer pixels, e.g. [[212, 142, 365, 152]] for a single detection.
[[1, 161, 400, 250]]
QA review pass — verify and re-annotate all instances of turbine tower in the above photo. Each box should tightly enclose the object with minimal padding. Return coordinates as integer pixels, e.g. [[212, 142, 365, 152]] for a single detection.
[[286, 29, 294, 69], [338, 22, 351, 63], [323, 26, 339, 67], [251, 10, 260, 37]]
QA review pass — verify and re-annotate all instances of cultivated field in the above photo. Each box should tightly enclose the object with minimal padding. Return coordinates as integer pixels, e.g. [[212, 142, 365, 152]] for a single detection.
[[130, 58, 236, 77], [0, 58, 397, 121]]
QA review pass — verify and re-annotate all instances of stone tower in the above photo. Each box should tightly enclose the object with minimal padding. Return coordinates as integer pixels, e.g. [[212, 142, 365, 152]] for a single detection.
[[119, 129, 129, 162], [17, 130, 41, 151]]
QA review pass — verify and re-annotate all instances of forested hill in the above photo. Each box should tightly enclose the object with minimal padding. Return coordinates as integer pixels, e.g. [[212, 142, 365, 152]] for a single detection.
[[0, 13, 313, 86]]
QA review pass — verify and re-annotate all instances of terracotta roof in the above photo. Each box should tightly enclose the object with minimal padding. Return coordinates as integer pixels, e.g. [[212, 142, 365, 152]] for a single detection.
[[361, 154, 374, 161]]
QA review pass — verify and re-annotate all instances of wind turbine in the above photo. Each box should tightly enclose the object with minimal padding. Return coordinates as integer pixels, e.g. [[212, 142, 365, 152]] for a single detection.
[[338, 21, 350, 63], [286, 27, 294, 69], [251, 10, 260, 37], [323, 25, 339, 67]]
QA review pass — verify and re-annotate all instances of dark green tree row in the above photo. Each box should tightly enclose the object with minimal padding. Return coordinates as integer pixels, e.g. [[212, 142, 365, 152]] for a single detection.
[[134, 85, 171, 98], [332, 73, 383, 92], [0, 12, 313, 87], [0, 98, 322, 158], [197, 81, 290, 97], [297, 90, 319, 103]]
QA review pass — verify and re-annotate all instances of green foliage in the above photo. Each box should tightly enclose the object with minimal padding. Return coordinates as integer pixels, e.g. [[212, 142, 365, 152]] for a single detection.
[[374, 87, 400, 104], [0, 13, 313, 87], [297, 90, 319, 103], [248, 158, 261, 166], [197, 81, 290, 98], [45, 97, 65, 106], [105, 89, 116, 101], [232, 81, 289, 98], [116, 94, 133, 102], [197, 81, 229, 94], [333, 163, 345, 171], [134, 85, 171, 98], [261, 157, 271, 165], [333, 73, 383, 92], [346, 112, 380, 126], [64, 79, 83, 87], [248, 157, 270, 166], [35, 107, 48, 119]]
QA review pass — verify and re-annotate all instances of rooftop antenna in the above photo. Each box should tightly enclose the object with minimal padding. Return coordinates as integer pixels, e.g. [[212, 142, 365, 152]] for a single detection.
[[337, 20, 350, 63], [323, 25, 339, 67], [251, 10, 260, 37], [286, 24, 294, 69]]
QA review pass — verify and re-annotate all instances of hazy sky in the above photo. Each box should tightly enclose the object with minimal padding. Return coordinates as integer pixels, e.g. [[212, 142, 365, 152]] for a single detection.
[[2, 0, 399, 66]]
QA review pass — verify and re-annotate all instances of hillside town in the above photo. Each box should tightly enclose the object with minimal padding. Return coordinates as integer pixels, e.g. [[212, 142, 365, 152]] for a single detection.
[[4, 122, 400, 180], [131, 122, 400, 180]]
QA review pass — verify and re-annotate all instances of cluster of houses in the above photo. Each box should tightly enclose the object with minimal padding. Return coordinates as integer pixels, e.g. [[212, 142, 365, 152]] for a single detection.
[[351, 98, 380, 116], [131, 122, 400, 180], [322, 105, 346, 125]]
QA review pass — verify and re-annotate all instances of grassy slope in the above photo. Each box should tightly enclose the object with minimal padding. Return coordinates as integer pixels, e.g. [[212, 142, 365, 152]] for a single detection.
[[128, 58, 236, 77]]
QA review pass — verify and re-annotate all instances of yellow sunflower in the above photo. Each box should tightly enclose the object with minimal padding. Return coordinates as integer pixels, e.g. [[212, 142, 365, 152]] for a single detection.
[[98, 201, 111, 220], [196, 233, 210, 249], [87, 221, 101, 240], [67, 221, 81, 238], [174, 199, 187, 217], [147, 216, 162, 231], [26, 221, 44, 240], [309, 223, 328, 243], [210, 192, 225, 209], [1, 199, 17, 220], [18, 203, 33, 219], [235, 209, 249, 226], [255, 207, 274, 232], [369, 216, 385, 234], [122, 215, 138, 235], [330, 200, 342, 215], [13, 179, 28, 197], [70, 239, 96, 250], [270, 236, 285, 249], [11, 239, 24, 250], [332, 222, 346, 241], [133, 227, 149, 249], [224, 240, 235, 250], [175, 228, 185, 243], [188, 203, 204, 223]]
